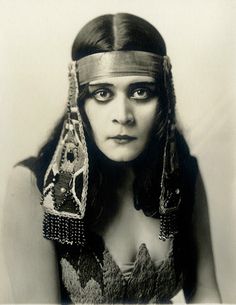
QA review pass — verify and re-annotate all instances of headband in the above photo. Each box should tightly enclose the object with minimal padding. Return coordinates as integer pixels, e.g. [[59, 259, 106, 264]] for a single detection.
[[76, 51, 169, 85]]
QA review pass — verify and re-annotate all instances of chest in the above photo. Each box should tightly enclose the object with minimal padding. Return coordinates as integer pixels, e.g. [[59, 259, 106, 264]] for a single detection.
[[96, 197, 171, 266], [57, 193, 182, 304]]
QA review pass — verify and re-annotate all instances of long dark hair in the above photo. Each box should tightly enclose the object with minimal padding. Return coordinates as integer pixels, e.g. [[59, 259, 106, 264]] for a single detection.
[[32, 14, 170, 222], [21, 13, 198, 297], [29, 13, 195, 225]]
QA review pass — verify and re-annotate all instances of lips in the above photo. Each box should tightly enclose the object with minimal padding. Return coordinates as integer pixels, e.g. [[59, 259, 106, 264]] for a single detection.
[[110, 135, 136, 140], [109, 134, 137, 144]]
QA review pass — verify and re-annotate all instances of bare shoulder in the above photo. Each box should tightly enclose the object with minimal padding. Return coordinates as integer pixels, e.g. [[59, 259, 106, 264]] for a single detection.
[[186, 172, 222, 302], [2, 166, 44, 248], [7, 165, 40, 194], [3, 165, 41, 222], [1, 166, 60, 303]]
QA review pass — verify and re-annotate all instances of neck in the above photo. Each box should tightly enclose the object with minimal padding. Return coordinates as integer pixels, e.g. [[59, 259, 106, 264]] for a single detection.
[[114, 168, 135, 214], [90, 163, 136, 233], [117, 167, 135, 191], [95, 149, 135, 188]]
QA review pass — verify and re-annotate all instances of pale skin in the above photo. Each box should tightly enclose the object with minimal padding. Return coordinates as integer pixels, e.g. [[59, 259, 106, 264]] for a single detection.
[[85, 75, 159, 162], [0, 75, 221, 303]]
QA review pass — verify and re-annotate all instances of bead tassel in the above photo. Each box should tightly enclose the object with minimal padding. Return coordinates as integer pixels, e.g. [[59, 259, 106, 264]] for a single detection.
[[159, 56, 182, 241], [43, 212, 86, 246], [41, 62, 89, 246]]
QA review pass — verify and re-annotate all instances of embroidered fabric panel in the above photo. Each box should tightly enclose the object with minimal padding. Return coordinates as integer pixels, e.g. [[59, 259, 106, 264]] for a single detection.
[[59, 243, 182, 304]]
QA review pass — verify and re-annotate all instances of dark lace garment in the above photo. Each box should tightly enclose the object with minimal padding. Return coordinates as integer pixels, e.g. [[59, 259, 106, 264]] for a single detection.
[[53, 151, 198, 304], [56, 236, 183, 304]]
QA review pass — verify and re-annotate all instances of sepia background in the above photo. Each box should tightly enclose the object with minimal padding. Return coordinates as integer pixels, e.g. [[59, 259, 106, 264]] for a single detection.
[[0, 0, 235, 302]]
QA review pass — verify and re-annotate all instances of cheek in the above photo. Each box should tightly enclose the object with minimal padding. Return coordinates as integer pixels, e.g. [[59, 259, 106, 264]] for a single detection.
[[84, 99, 95, 126], [137, 101, 158, 134], [84, 99, 108, 142]]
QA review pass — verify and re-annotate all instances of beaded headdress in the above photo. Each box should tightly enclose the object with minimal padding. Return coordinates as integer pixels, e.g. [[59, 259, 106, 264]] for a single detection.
[[41, 51, 181, 245]]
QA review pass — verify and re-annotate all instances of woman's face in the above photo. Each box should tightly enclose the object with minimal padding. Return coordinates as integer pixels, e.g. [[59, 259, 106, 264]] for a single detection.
[[84, 75, 159, 162]]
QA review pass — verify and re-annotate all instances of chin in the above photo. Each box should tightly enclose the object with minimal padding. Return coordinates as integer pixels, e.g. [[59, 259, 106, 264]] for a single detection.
[[95, 143, 146, 163], [104, 151, 141, 163]]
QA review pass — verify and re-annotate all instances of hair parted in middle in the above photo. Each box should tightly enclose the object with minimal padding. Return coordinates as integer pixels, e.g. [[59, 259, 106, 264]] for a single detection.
[[69, 13, 177, 226], [38, 13, 183, 232]]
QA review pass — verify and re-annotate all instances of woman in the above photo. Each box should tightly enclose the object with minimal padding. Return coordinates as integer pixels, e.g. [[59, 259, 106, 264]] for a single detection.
[[1, 13, 221, 303]]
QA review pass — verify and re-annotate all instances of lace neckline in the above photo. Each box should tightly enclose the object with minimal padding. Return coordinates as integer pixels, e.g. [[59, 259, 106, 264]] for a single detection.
[[103, 242, 174, 282], [59, 238, 180, 304]]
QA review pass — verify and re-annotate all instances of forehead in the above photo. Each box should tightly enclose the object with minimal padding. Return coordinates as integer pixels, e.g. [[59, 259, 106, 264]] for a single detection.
[[89, 75, 156, 86]]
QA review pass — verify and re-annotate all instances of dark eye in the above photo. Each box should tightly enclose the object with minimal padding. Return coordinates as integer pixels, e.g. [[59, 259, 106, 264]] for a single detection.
[[130, 88, 152, 100], [92, 88, 113, 102]]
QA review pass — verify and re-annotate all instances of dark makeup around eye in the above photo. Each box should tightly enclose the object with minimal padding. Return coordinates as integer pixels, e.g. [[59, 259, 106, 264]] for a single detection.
[[88, 81, 159, 99]]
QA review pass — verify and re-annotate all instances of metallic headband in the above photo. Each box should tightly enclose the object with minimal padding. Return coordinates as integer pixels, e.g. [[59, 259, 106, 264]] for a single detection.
[[76, 51, 166, 85]]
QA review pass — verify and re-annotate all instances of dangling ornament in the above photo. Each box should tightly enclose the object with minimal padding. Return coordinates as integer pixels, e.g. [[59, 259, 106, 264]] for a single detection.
[[39, 51, 181, 244], [41, 62, 89, 246], [159, 56, 182, 241]]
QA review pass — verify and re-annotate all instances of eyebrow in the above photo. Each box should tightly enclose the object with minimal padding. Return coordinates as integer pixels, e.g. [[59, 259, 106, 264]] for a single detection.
[[88, 81, 156, 87], [129, 81, 156, 88], [89, 83, 113, 87]]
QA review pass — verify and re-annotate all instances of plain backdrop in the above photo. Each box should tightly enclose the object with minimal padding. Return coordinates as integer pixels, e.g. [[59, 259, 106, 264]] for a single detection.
[[0, 0, 235, 303]]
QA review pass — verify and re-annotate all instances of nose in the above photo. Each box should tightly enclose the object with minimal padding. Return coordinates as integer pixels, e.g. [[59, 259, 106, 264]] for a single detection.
[[112, 94, 135, 126]]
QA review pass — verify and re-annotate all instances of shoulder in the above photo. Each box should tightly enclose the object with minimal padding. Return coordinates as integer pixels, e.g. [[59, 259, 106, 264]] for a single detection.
[[1, 164, 60, 303], [183, 172, 222, 302], [1, 164, 44, 266], [9, 162, 39, 192], [3, 164, 41, 230]]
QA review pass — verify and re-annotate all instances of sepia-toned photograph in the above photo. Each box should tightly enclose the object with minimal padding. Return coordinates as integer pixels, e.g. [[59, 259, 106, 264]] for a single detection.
[[0, 0, 235, 303]]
